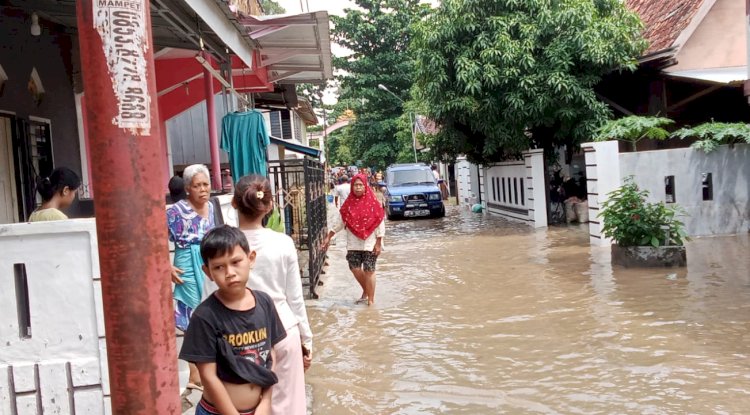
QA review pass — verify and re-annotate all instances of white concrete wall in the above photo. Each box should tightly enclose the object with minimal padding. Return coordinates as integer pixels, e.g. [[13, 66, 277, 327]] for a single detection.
[[619, 144, 749, 236], [582, 141, 749, 245], [0, 219, 105, 414], [482, 150, 547, 227], [0, 213, 229, 414]]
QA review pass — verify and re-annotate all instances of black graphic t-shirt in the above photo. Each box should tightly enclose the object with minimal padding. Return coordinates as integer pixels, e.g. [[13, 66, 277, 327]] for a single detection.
[[180, 289, 287, 386]]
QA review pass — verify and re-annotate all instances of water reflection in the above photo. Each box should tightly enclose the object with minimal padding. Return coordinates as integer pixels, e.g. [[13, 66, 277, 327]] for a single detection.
[[307, 206, 750, 413]]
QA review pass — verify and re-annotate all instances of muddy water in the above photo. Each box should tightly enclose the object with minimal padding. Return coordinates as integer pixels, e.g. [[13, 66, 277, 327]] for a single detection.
[[306, 207, 750, 414]]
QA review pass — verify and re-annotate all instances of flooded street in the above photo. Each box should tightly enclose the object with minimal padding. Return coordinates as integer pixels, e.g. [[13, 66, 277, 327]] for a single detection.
[[306, 206, 750, 414]]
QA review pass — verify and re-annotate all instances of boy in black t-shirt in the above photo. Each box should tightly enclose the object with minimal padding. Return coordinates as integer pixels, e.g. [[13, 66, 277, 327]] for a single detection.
[[180, 225, 287, 415]]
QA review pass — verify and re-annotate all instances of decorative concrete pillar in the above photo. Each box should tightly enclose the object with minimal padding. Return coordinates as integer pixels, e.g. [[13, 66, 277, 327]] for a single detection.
[[581, 141, 621, 246], [524, 149, 547, 228]]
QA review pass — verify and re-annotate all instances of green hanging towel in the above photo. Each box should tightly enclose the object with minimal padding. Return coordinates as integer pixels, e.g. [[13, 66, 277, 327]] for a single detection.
[[266, 207, 286, 234], [221, 110, 270, 180]]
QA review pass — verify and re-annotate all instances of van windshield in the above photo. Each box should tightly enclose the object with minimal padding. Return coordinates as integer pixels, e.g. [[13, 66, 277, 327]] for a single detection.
[[388, 169, 435, 186]]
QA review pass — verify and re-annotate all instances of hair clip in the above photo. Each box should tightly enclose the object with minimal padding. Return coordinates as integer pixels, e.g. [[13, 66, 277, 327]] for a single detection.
[[256, 191, 264, 199]]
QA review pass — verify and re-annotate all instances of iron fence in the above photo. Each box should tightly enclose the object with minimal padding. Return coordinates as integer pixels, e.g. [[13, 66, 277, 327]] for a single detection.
[[268, 158, 328, 298]]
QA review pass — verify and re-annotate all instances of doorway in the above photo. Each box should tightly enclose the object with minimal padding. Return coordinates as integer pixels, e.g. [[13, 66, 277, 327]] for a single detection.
[[0, 115, 18, 223]]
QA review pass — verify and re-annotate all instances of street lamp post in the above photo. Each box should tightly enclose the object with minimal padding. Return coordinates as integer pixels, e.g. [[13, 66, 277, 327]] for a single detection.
[[378, 84, 418, 163]]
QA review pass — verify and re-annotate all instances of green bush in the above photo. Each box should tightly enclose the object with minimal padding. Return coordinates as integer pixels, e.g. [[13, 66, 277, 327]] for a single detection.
[[594, 116, 673, 151], [672, 122, 750, 153], [599, 178, 688, 247]]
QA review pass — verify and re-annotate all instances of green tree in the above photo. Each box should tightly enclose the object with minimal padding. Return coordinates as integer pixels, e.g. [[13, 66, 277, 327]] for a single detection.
[[332, 0, 429, 170], [326, 132, 353, 167], [259, 0, 285, 14], [411, 0, 647, 164]]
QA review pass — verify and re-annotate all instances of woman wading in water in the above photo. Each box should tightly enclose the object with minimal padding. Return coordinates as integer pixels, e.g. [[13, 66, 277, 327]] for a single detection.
[[323, 174, 385, 306]]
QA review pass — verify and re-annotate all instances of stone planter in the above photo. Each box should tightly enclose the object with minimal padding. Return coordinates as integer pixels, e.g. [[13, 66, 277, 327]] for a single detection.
[[611, 244, 687, 268]]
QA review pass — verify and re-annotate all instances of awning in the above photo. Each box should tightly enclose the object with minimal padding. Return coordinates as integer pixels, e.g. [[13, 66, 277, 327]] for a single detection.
[[666, 66, 747, 85], [239, 12, 333, 84], [270, 137, 321, 158]]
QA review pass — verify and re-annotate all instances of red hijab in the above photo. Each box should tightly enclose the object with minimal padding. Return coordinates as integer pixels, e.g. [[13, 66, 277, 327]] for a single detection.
[[340, 174, 385, 240]]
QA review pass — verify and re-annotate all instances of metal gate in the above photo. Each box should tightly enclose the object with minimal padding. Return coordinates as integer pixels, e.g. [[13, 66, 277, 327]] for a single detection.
[[267, 158, 328, 298]]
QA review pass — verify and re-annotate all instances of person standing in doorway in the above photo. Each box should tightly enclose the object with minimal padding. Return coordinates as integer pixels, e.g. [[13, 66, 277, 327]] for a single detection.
[[323, 174, 385, 306], [167, 164, 217, 391], [229, 175, 313, 414], [28, 167, 81, 222]]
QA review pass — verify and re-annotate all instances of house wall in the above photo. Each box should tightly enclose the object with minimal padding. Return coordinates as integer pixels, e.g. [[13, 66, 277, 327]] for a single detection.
[[583, 141, 749, 245], [619, 144, 749, 236], [0, 9, 84, 218], [0, 10, 81, 170], [669, 0, 746, 72], [166, 92, 230, 170]]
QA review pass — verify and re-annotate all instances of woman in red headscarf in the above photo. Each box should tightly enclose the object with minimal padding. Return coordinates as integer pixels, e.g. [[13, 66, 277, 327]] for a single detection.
[[322, 174, 385, 306]]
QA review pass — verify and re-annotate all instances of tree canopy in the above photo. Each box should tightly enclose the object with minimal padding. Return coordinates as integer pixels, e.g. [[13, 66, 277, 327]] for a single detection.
[[331, 0, 429, 170], [411, 0, 647, 164], [259, 0, 285, 14]]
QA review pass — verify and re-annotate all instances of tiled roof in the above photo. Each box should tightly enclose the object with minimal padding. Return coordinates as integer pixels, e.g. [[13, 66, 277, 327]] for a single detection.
[[626, 0, 706, 54], [415, 116, 440, 135]]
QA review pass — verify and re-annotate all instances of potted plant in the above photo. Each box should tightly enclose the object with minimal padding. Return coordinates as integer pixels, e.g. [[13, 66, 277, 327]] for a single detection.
[[599, 178, 688, 267]]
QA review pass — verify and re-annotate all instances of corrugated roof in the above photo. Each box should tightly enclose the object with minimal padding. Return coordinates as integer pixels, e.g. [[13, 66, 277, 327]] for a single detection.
[[626, 0, 706, 54]]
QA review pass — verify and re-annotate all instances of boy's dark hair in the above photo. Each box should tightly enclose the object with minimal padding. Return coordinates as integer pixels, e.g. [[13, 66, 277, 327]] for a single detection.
[[200, 225, 250, 266]]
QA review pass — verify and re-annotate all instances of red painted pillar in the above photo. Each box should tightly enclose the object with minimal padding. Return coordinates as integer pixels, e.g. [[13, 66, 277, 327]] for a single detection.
[[203, 52, 223, 190], [75, 1, 180, 414]]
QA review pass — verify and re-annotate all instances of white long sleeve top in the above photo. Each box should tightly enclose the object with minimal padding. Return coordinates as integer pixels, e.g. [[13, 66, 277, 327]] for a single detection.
[[242, 228, 313, 351], [330, 210, 385, 251]]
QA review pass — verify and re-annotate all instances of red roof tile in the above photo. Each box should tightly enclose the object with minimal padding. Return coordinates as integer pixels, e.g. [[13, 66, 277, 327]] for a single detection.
[[625, 0, 706, 54]]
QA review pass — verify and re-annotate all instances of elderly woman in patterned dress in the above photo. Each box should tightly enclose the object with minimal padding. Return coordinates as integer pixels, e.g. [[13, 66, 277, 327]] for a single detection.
[[167, 164, 217, 390], [322, 174, 385, 306]]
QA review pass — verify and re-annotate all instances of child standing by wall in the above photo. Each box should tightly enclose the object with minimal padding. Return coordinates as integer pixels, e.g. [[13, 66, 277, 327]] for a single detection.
[[180, 225, 287, 415], [232, 175, 313, 414]]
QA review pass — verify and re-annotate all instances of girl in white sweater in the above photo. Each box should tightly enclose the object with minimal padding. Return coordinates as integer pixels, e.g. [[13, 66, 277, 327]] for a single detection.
[[232, 175, 313, 415]]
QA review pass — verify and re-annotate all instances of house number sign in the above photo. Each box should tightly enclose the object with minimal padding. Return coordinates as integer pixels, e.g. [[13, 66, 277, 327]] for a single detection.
[[93, 0, 151, 135]]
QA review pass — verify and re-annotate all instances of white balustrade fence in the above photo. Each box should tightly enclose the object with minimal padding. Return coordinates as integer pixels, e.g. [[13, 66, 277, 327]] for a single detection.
[[482, 149, 547, 228]]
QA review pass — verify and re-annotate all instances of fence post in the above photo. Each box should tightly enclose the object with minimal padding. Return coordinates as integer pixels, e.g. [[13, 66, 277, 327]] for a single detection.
[[524, 149, 547, 227], [581, 141, 621, 246]]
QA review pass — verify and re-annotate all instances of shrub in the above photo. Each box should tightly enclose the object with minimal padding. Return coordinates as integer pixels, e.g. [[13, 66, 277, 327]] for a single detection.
[[594, 115, 674, 151], [672, 122, 750, 153], [599, 178, 688, 247]]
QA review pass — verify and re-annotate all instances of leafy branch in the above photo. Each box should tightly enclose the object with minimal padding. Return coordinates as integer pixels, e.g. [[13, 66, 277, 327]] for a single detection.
[[673, 122, 750, 153], [593, 116, 673, 151]]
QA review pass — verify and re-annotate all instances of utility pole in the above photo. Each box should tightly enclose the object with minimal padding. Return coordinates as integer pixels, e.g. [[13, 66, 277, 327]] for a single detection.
[[76, 1, 180, 413], [377, 84, 418, 162]]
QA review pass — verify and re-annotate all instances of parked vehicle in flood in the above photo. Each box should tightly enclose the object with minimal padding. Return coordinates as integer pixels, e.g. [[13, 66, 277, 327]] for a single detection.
[[384, 163, 445, 219]]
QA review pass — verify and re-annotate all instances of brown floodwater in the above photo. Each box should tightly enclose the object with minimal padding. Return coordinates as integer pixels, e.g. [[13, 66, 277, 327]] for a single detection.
[[306, 206, 750, 414]]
